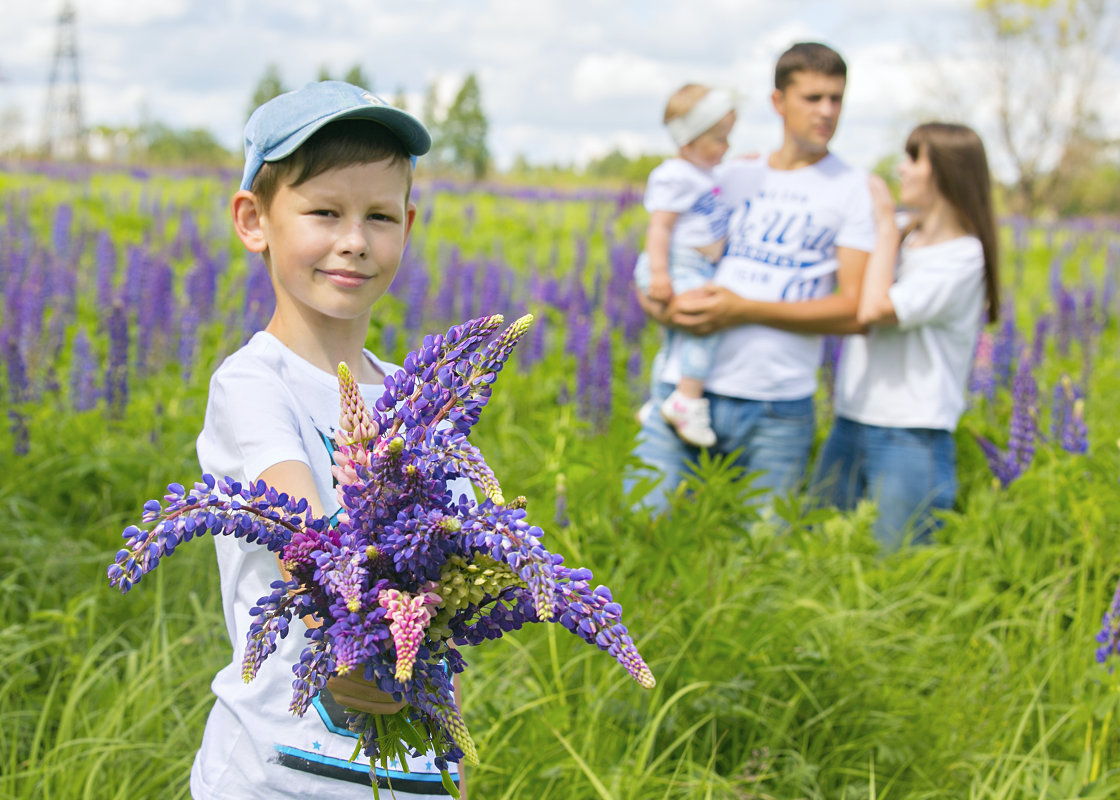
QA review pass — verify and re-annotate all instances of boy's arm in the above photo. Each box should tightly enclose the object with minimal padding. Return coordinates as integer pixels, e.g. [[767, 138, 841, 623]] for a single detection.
[[666, 246, 871, 336], [259, 459, 407, 716], [644, 210, 679, 303], [856, 174, 902, 327]]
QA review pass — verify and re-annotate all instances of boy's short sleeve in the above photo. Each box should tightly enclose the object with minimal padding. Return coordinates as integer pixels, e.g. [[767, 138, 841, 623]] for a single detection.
[[197, 359, 311, 487]]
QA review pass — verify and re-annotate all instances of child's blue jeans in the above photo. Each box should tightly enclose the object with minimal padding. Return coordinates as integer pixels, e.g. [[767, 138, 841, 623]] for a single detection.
[[634, 248, 720, 381]]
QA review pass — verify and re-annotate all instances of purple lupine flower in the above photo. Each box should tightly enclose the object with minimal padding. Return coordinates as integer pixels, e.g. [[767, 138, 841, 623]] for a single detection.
[[523, 312, 546, 367], [1030, 316, 1051, 368], [380, 324, 398, 359], [1051, 376, 1088, 454], [243, 256, 275, 339], [70, 329, 99, 411], [972, 353, 1038, 487], [1096, 576, 1120, 668], [971, 432, 1020, 487], [1055, 287, 1076, 357], [110, 314, 655, 776], [95, 232, 118, 310], [969, 331, 996, 399], [51, 202, 74, 260], [136, 258, 174, 374], [581, 327, 613, 426], [104, 303, 130, 415], [1007, 353, 1038, 474], [991, 307, 1018, 389]]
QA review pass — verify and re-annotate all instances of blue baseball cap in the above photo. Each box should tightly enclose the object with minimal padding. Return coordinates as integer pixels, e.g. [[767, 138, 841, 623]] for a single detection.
[[240, 80, 432, 191]]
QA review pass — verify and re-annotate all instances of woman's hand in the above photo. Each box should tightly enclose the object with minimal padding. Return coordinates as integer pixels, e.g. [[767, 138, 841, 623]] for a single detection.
[[867, 173, 898, 233], [326, 672, 407, 715]]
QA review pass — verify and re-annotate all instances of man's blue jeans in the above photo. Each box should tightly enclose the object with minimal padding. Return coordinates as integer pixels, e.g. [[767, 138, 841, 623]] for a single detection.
[[628, 381, 815, 514], [810, 416, 957, 550]]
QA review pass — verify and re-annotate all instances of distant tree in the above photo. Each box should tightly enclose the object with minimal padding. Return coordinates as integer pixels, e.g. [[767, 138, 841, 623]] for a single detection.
[[586, 149, 663, 184], [144, 125, 234, 166], [871, 152, 901, 199], [437, 73, 490, 179], [969, 0, 1118, 214], [343, 65, 373, 91], [248, 63, 287, 120], [391, 85, 409, 111], [316, 64, 332, 82]]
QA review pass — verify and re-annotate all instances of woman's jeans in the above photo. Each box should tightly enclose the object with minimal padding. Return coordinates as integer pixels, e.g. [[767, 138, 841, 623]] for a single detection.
[[810, 416, 957, 550]]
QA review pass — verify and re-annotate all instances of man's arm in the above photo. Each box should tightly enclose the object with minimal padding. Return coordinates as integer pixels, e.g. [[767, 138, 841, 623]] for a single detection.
[[666, 245, 871, 336]]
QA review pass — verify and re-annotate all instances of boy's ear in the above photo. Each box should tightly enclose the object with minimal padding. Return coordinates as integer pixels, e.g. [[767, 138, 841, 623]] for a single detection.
[[403, 202, 417, 243], [231, 190, 268, 254]]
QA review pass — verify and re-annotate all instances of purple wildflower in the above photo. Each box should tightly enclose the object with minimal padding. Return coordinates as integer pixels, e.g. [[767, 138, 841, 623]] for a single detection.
[[1096, 577, 1120, 668]]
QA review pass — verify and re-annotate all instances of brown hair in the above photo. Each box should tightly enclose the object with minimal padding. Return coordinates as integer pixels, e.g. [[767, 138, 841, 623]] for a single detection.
[[251, 118, 412, 211], [663, 84, 712, 125], [774, 42, 847, 91], [905, 122, 1001, 323]]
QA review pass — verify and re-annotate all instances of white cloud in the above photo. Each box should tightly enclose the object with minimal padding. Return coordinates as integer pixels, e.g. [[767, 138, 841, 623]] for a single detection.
[[1, 0, 1116, 176]]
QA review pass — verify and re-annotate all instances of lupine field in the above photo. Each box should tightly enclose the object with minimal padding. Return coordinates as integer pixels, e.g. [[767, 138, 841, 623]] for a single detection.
[[2, 161, 1120, 799]]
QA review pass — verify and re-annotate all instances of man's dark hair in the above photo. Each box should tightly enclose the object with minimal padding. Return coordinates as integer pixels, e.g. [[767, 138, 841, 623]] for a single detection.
[[774, 42, 847, 91], [251, 118, 412, 211]]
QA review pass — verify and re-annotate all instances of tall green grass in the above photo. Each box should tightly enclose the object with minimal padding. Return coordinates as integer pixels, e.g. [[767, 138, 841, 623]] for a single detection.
[[2, 171, 1119, 799]]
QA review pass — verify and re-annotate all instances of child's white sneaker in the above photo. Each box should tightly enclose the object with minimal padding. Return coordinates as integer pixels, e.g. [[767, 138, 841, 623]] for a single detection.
[[636, 399, 656, 426], [660, 390, 717, 448]]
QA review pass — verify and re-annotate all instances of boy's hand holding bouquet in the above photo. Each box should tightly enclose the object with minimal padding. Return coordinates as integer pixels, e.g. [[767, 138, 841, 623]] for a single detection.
[[108, 314, 654, 796]]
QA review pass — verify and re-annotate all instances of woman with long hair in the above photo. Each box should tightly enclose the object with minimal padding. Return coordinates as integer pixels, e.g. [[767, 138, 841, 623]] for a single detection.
[[810, 122, 1000, 550]]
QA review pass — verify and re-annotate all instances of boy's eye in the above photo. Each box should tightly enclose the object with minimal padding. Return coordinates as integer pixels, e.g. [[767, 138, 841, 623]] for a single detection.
[[311, 209, 336, 217]]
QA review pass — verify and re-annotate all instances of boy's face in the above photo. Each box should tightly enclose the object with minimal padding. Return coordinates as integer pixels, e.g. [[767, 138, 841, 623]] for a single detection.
[[772, 70, 846, 155], [245, 159, 415, 327]]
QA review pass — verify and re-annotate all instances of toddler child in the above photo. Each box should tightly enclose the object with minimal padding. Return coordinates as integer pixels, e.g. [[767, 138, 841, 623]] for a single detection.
[[634, 83, 736, 447]]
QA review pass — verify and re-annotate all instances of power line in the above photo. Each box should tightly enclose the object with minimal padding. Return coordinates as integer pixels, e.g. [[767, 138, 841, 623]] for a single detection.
[[41, 1, 85, 160]]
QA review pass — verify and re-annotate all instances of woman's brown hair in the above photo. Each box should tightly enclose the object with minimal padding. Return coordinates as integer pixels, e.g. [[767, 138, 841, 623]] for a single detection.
[[905, 122, 1000, 323]]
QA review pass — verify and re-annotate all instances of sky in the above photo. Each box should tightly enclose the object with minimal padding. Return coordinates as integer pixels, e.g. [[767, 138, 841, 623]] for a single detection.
[[2, 0, 1118, 177]]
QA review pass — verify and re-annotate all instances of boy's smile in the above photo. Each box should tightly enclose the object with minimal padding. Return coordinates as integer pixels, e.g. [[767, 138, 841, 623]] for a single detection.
[[256, 159, 416, 331]]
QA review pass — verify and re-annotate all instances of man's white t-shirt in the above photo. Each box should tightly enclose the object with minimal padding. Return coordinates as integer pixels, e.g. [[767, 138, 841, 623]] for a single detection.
[[192, 331, 459, 800], [644, 158, 732, 248], [834, 235, 986, 431], [661, 155, 876, 400]]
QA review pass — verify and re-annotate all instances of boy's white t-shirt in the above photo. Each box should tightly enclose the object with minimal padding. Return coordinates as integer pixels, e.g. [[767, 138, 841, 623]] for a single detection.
[[834, 235, 986, 430], [660, 155, 876, 399], [643, 157, 732, 248], [192, 331, 461, 800]]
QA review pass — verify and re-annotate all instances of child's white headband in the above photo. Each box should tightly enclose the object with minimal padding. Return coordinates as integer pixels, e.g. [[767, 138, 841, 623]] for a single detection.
[[665, 89, 735, 148]]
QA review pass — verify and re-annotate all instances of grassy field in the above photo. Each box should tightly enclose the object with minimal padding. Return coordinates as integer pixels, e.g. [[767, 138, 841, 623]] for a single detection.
[[1, 166, 1118, 799]]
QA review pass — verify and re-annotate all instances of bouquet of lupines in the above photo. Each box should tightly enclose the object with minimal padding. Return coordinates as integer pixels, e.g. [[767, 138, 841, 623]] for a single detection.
[[107, 314, 655, 796]]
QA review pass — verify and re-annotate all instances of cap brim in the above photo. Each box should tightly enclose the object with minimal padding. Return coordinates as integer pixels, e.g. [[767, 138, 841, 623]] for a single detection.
[[266, 105, 431, 166]]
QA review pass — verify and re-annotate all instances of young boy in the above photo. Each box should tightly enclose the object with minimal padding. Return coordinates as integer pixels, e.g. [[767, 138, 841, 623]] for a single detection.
[[192, 81, 460, 800], [634, 83, 736, 448]]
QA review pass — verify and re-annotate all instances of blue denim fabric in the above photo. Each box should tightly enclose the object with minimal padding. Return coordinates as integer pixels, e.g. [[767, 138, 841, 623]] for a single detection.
[[627, 380, 814, 514], [634, 249, 720, 380], [810, 416, 957, 550]]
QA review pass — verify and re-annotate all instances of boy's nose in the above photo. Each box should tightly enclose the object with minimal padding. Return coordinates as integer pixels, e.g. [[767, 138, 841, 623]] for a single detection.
[[338, 224, 369, 258]]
